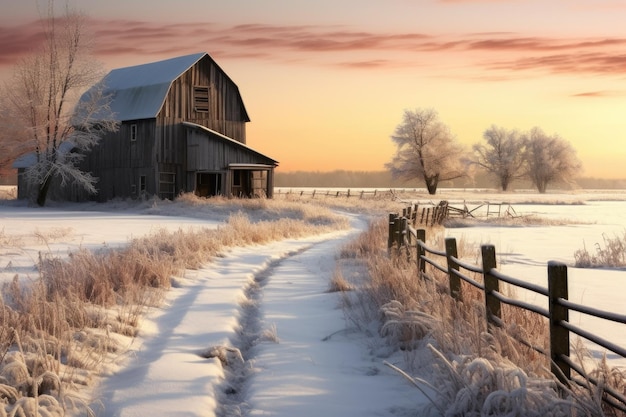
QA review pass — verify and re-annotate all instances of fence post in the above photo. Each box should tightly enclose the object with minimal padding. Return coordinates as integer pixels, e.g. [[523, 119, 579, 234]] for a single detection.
[[388, 213, 398, 255], [416, 228, 426, 279], [445, 238, 461, 300], [481, 245, 501, 327], [404, 218, 411, 246], [399, 217, 408, 258], [548, 261, 570, 384], [395, 217, 405, 253]]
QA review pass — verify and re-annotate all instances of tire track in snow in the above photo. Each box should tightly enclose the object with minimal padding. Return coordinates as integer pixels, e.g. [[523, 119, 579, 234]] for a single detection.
[[214, 213, 370, 417], [214, 246, 311, 417], [92, 216, 364, 417]]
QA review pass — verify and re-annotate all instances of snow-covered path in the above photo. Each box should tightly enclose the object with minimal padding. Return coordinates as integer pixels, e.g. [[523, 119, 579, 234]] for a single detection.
[[93, 213, 423, 417], [247, 223, 423, 417]]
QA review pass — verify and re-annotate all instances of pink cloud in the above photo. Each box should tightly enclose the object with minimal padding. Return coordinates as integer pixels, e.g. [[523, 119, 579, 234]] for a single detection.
[[2, 17, 626, 79], [438, 0, 519, 3], [571, 90, 625, 98], [572, 91, 608, 97], [336, 59, 397, 69], [488, 52, 626, 75], [0, 20, 45, 65]]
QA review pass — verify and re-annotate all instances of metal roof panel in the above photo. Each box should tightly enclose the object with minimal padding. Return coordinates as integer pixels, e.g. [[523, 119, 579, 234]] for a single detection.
[[85, 53, 207, 121]]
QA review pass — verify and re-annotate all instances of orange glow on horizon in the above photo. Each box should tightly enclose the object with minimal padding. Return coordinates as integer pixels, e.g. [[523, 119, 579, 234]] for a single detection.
[[2, 2, 626, 180]]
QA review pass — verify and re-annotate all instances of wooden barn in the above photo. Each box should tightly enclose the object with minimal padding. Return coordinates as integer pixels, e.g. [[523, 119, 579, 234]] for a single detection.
[[16, 52, 278, 201]]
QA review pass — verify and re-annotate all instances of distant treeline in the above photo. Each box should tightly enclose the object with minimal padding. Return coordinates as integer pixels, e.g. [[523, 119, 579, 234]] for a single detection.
[[275, 170, 626, 190], [4, 169, 624, 190]]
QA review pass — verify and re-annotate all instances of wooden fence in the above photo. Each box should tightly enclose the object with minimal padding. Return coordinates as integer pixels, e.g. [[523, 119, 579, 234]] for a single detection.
[[275, 188, 419, 200], [388, 211, 626, 412], [276, 188, 516, 225]]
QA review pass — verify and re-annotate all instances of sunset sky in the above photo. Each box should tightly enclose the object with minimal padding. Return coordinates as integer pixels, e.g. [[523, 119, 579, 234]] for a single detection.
[[1, 0, 626, 178]]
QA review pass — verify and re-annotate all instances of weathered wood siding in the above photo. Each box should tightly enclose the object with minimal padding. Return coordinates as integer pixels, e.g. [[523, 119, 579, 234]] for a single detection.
[[157, 54, 248, 153], [154, 55, 250, 198], [80, 120, 158, 201], [186, 128, 275, 172]]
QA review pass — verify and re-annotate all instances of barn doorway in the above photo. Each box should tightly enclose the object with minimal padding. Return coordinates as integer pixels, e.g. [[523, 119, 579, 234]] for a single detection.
[[230, 169, 269, 198], [196, 173, 222, 197]]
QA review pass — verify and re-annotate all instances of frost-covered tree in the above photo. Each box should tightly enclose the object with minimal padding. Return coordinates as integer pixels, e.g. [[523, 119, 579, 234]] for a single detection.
[[386, 108, 466, 195], [473, 125, 526, 191], [522, 127, 582, 193], [1, 1, 117, 206]]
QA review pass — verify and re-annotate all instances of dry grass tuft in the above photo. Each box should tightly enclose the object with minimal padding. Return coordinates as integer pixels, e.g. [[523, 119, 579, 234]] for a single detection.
[[0, 186, 17, 201], [414, 344, 577, 417], [258, 324, 280, 344], [199, 345, 244, 367], [0, 228, 23, 248], [575, 231, 626, 268], [326, 269, 354, 293]]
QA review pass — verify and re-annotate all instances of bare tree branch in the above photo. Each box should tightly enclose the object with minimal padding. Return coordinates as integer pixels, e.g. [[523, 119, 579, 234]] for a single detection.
[[0, 0, 118, 205]]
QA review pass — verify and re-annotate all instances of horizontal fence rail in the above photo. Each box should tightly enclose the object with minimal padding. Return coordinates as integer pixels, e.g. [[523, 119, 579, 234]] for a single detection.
[[275, 188, 417, 200], [387, 211, 626, 413]]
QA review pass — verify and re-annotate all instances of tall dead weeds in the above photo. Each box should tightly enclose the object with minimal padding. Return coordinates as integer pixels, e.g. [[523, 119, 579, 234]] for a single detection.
[[341, 217, 626, 416], [0, 197, 348, 416]]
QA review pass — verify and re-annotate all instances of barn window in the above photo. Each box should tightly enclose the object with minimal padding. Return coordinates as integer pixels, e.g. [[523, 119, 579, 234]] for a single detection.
[[159, 172, 176, 200], [233, 170, 242, 186], [194, 86, 209, 112], [130, 124, 137, 141]]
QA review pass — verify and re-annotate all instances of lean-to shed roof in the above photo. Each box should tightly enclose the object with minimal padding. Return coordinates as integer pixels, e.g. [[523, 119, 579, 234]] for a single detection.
[[183, 121, 278, 166]]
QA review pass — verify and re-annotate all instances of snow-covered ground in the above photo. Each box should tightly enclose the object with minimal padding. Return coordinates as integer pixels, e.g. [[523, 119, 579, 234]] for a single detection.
[[0, 199, 425, 416], [442, 198, 626, 368], [90, 215, 422, 417], [0, 204, 221, 285], [0, 189, 625, 416]]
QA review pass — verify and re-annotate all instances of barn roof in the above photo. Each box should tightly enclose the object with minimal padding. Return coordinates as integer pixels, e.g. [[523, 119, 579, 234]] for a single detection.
[[88, 53, 248, 122], [97, 53, 204, 121], [12, 141, 76, 169]]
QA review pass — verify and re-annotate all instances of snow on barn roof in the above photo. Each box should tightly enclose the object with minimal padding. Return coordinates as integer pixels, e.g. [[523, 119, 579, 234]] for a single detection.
[[12, 141, 76, 169], [94, 52, 207, 121]]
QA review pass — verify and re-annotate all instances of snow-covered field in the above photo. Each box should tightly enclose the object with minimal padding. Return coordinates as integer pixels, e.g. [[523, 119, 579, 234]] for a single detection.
[[0, 188, 625, 416], [441, 197, 626, 369]]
